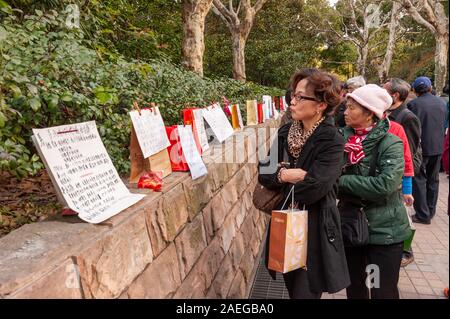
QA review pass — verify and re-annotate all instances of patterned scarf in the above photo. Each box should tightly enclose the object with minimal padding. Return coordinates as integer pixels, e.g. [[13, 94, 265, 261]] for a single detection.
[[287, 117, 325, 160], [344, 124, 375, 165]]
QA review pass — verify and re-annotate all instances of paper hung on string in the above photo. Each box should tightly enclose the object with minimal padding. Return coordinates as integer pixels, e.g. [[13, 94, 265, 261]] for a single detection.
[[257, 103, 264, 124], [32, 121, 145, 224], [193, 109, 210, 153], [273, 107, 280, 120], [129, 107, 170, 158], [177, 125, 207, 180], [202, 103, 234, 143], [263, 95, 272, 121], [184, 108, 210, 154], [281, 96, 287, 111], [231, 104, 244, 130], [246, 100, 258, 126]]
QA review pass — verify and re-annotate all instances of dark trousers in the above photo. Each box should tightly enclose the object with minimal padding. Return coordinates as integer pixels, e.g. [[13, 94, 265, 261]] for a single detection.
[[345, 242, 403, 299], [283, 268, 322, 299], [413, 155, 442, 222]]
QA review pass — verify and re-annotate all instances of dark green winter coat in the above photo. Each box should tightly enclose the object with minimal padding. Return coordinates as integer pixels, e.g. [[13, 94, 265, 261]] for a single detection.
[[338, 118, 412, 245]]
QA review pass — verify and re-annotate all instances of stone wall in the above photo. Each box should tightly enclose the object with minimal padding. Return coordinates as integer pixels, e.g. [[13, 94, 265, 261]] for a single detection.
[[0, 119, 280, 299]]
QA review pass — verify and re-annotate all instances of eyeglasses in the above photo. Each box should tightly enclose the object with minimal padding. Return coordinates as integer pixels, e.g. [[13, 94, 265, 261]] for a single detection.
[[292, 93, 319, 103]]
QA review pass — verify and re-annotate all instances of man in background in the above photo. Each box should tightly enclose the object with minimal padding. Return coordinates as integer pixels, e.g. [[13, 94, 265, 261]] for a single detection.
[[408, 76, 447, 225]]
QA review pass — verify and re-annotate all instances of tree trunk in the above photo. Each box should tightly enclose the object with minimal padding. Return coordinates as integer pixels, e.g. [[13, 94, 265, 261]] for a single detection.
[[231, 32, 247, 82], [434, 34, 449, 95], [399, 0, 449, 94], [378, 1, 400, 84], [181, 0, 213, 77], [357, 45, 368, 78]]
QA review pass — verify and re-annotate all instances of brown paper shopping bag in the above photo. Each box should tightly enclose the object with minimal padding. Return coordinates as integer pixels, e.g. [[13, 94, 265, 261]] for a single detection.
[[268, 186, 308, 273], [129, 125, 172, 184]]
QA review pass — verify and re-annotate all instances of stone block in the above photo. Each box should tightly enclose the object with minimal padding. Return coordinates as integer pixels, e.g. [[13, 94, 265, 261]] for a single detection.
[[182, 174, 214, 221], [210, 193, 227, 232], [228, 231, 246, 271], [235, 202, 246, 230], [208, 162, 230, 193], [207, 254, 235, 299], [76, 213, 153, 298], [227, 270, 246, 299], [9, 259, 83, 299], [241, 214, 254, 245], [221, 180, 239, 213], [218, 205, 238, 254], [249, 228, 261, 258], [160, 183, 190, 242], [173, 237, 225, 298], [175, 214, 208, 280], [227, 168, 248, 198], [202, 203, 214, 245], [240, 248, 256, 285], [0, 220, 107, 297], [125, 243, 181, 299], [143, 196, 168, 258]]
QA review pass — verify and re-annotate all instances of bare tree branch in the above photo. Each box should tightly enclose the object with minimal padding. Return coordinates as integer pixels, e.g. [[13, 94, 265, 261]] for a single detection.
[[253, 0, 268, 13], [211, 5, 232, 27], [398, 0, 437, 34]]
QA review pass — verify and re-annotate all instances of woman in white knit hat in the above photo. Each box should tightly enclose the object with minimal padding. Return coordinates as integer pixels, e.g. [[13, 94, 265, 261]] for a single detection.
[[338, 84, 412, 299]]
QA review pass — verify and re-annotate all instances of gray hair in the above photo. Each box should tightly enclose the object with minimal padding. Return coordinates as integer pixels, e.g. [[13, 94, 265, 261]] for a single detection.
[[385, 78, 411, 102], [346, 76, 366, 89]]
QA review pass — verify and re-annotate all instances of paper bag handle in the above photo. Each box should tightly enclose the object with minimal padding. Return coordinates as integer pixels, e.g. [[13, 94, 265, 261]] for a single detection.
[[280, 185, 306, 212]]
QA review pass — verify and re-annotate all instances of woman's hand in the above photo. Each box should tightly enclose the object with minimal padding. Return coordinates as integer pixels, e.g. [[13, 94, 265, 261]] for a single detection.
[[403, 194, 414, 207], [280, 168, 307, 184]]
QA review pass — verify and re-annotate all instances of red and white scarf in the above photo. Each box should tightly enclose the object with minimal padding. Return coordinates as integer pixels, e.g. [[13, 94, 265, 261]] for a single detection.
[[344, 125, 375, 165]]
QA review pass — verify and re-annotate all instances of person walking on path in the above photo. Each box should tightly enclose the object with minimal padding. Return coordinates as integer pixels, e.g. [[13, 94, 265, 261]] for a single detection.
[[258, 69, 350, 299], [383, 78, 421, 266], [407, 76, 447, 225], [339, 84, 411, 299]]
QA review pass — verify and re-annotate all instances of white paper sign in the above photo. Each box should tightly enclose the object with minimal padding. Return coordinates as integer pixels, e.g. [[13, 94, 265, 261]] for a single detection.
[[263, 95, 272, 121], [177, 125, 207, 180], [193, 109, 209, 153], [202, 103, 234, 143], [32, 121, 145, 224], [129, 107, 170, 158]]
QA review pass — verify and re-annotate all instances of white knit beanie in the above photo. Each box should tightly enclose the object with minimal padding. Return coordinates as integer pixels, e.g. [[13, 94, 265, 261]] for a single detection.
[[346, 84, 393, 119]]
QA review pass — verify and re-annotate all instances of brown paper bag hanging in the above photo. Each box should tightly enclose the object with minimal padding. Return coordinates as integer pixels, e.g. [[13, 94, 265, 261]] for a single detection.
[[268, 186, 308, 273], [129, 125, 172, 184]]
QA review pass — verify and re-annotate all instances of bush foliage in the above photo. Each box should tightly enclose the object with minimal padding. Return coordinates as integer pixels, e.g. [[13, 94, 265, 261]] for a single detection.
[[0, 8, 282, 177]]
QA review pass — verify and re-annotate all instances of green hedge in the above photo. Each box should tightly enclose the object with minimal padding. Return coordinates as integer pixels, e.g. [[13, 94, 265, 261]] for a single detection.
[[0, 9, 283, 177]]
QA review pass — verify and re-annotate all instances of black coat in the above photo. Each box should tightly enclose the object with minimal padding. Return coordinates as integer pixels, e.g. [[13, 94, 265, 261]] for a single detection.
[[388, 103, 421, 156], [258, 116, 350, 293], [407, 92, 447, 156]]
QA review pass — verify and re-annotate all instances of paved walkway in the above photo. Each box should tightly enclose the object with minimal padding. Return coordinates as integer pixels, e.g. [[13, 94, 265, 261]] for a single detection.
[[250, 173, 449, 299]]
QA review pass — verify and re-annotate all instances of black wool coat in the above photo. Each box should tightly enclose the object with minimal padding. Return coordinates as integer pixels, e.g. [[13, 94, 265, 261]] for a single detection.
[[258, 116, 350, 293]]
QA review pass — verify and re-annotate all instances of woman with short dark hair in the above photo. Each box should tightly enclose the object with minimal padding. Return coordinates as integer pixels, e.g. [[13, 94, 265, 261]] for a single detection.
[[258, 69, 350, 299]]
